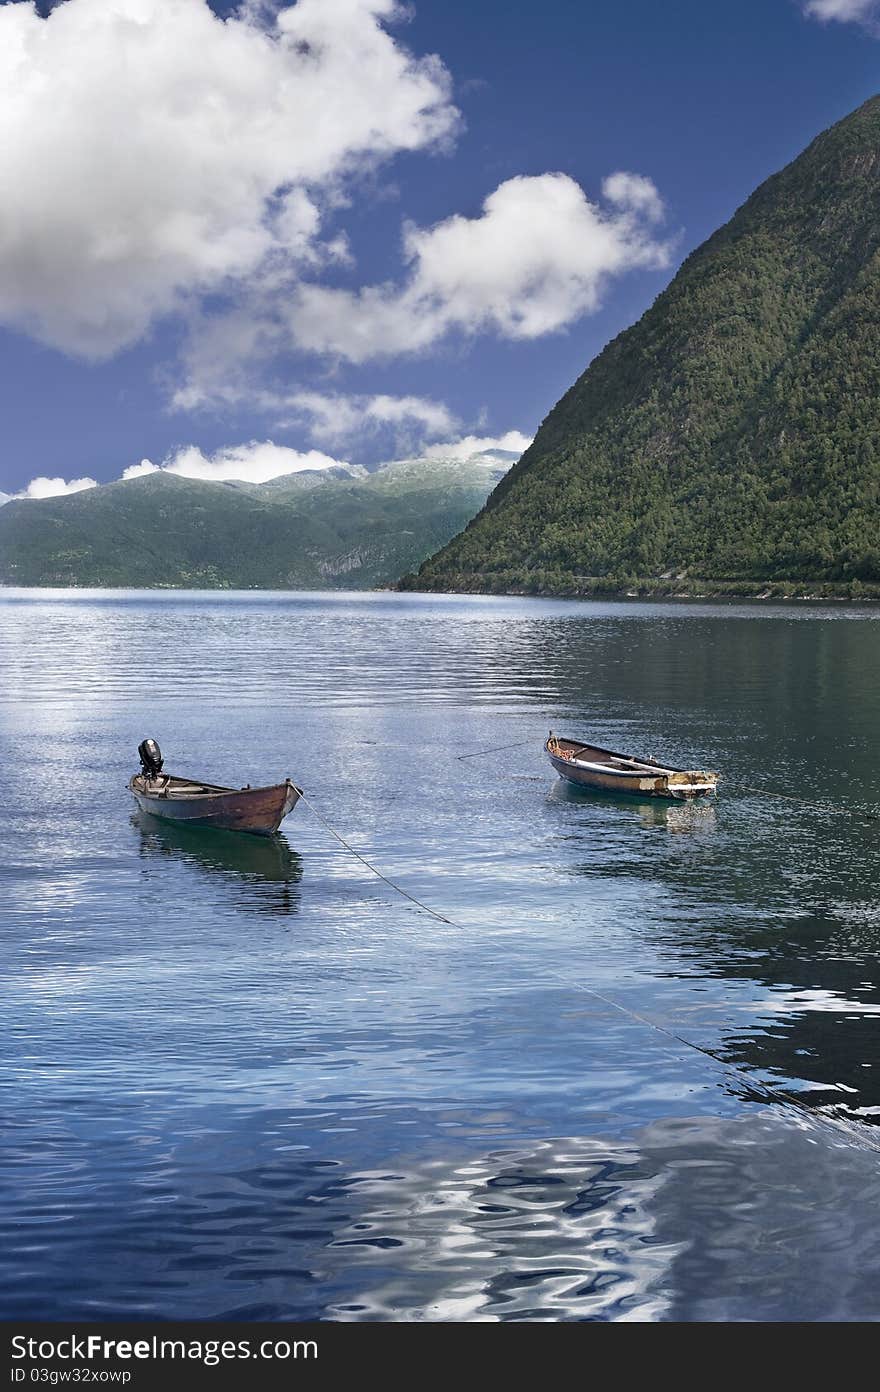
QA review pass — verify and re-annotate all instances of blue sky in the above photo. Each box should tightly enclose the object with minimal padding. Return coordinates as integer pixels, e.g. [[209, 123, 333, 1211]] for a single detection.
[[1, 0, 879, 496]]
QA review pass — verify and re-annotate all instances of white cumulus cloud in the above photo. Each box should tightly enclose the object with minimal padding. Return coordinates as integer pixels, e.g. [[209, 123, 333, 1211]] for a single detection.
[[0, 0, 673, 407], [602, 171, 666, 222], [0, 0, 675, 417], [121, 460, 161, 481], [422, 430, 533, 460], [287, 172, 671, 362], [15, 475, 98, 500], [283, 391, 457, 445], [803, 0, 880, 25], [0, 0, 457, 358], [124, 441, 351, 486]]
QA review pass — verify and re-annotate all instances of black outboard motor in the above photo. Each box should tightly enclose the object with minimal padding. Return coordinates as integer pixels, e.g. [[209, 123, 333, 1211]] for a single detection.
[[138, 738, 164, 779]]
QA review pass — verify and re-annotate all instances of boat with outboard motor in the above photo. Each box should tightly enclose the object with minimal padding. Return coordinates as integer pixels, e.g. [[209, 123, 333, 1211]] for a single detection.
[[129, 739, 301, 835]]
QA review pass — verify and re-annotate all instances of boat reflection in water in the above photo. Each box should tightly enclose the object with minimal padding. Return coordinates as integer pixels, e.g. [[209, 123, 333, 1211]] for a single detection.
[[134, 814, 304, 915], [548, 779, 718, 834]]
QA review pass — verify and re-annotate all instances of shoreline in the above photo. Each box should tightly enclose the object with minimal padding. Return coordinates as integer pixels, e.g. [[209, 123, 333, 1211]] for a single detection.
[[3, 580, 880, 608]]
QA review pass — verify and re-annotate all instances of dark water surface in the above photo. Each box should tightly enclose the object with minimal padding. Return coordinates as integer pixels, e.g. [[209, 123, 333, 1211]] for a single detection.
[[3, 589, 880, 1321]]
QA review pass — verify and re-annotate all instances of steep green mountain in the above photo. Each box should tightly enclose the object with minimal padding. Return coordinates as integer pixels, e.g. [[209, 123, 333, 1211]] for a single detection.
[[406, 96, 880, 599], [0, 453, 510, 589]]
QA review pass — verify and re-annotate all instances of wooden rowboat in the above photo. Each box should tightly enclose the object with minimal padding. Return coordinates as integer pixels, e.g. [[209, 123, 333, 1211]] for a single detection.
[[546, 732, 718, 800], [129, 739, 301, 835]]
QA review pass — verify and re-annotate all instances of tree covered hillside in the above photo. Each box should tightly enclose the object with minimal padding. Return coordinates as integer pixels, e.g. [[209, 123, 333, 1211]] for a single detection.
[[0, 455, 510, 589], [405, 96, 880, 598]]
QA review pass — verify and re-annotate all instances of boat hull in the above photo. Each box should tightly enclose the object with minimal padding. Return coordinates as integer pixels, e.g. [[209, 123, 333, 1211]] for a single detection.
[[130, 776, 301, 835], [546, 739, 718, 800]]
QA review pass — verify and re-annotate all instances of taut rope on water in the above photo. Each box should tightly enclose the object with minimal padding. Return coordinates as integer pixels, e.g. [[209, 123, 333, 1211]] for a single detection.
[[296, 786, 880, 1158], [297, 788, 455, 926], [455, 737, 534, 761], [727, 779, 880, 821]]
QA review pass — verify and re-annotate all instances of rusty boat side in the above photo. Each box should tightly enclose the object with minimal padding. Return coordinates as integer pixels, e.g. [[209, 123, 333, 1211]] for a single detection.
[[545, 733, 718, 800], [130, 772, 301, 835]]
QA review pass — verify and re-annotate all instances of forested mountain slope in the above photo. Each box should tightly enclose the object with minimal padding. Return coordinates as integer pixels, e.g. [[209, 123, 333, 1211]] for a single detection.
[[0, 454, 510, 589], [405, 96, 880, 598]]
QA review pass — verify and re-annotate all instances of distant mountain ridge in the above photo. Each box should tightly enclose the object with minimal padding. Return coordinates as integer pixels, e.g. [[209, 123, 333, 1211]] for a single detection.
[[224, 463, 369, 496], [0, 452, 512, 589], [406, 95, 880, 599]]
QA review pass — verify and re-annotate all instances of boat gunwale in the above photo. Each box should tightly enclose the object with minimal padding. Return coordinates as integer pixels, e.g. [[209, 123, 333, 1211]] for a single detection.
[[545, 735, 685, 775], [129, 773, 299, 802]]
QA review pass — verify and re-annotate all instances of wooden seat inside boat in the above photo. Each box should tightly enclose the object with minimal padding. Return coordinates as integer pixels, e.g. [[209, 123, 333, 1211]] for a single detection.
[[163, 780, 232, 797], [605, 755, 670, 772], [140, 775, 226, 798], [565, 749, 665, 773]]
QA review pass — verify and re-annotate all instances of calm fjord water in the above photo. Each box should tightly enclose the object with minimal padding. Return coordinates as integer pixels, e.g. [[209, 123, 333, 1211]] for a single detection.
[[4, 589, 880, 1322]]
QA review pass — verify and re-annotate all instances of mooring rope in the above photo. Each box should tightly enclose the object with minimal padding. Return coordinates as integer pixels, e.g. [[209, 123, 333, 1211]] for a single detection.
[[296, 788, 456, 926], [546, 972, 880, 1155], [455, 737, 534, 761], [730, 782, 821, 806], [728, 780, 880, 822], [295, 785, 880, 1157]]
